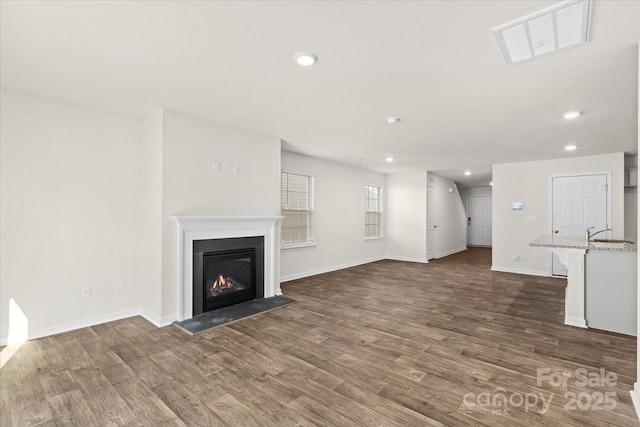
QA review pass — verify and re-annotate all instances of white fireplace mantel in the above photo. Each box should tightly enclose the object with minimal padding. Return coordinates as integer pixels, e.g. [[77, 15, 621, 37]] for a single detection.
[[173, 216, 282, 321]]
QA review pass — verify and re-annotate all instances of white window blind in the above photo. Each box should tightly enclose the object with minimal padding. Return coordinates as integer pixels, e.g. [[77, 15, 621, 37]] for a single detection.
[[365, 185, 381, 238], [281, 172, 313, 244]]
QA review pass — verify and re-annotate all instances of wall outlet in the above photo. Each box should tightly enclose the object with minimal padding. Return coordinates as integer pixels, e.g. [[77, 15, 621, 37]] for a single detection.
[[115, 281, 124, 293], [233, 164, 240, 175], [81, 286, 91, 298], [513, 254, 520, 261]]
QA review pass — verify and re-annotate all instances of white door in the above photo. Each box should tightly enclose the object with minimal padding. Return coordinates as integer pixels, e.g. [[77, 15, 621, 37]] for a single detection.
[[551, 174, 608, 276], [427, 187, 436, 260], [468, 196, 492, 246]]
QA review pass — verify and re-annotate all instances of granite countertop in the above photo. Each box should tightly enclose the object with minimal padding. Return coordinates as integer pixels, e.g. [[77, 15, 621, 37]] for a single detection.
[[529, 235, 637, 253]]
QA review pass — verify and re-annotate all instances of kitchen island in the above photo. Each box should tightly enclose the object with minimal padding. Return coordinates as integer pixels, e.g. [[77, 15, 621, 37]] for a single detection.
[[530, 235, 637, 335]]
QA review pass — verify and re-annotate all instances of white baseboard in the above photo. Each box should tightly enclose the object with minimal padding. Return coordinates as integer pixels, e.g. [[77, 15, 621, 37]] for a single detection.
[[436, 247, 467, 259], [0, 307, 140, 346], [385, 256, 428, 264], [139, 309, 177, 328], [564, 315, 587, 328], [490, 265, 554, 277], [630, 383, 640, 421], [280, 256, 385, 282]]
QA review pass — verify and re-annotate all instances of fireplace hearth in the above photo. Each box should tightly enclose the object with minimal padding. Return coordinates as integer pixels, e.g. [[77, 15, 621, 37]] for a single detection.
[[193, 236, 264, 316]]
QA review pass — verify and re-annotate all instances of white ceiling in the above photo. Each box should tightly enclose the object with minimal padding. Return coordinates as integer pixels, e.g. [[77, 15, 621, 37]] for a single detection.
[[1, 1, 638, 187]]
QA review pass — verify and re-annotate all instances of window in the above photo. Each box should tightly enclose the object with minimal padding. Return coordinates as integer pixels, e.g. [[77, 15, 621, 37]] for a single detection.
[[365, 185, 381, 238], [281, 172, 313, 245]]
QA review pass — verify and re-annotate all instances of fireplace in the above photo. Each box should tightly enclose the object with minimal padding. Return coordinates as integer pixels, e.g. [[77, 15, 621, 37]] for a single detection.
[[193, 236, 264, 316], [173, 216, 281, 322]]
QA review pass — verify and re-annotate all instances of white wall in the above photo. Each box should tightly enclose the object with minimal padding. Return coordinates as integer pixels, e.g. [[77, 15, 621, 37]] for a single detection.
[[492, 152, 625, 276], [385, 171, 428, 262], [459, 186, 493, 213], [160, 109, 281, 321], [427, 173, 468, 258], [280, 152, 385, 281], [0, 89, 143, 343]]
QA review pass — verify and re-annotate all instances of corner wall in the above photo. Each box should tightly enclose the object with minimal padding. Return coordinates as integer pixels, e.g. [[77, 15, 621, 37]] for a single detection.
[[385, 171, 428, 262], [0, 89, 143, 343], [492, 152, 625, 276], [280, 152, 386, 281], [138, 108, 164, 324]]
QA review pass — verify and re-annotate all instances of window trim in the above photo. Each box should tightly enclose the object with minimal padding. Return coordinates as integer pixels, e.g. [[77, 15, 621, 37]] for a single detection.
[[281, 241, 318, 250], [364, 184, 383, 239]]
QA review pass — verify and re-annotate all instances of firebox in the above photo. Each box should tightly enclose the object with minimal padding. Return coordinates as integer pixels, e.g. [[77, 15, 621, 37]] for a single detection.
[[192, 236, 264, 316]]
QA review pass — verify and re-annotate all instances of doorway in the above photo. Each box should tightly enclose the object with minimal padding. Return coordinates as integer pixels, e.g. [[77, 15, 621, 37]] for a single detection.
[[467, 196, 492, 246], [551, 174, 608, 276]]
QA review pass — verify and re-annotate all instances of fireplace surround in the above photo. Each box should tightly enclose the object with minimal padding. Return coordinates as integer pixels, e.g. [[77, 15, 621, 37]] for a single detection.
[[192, 236, 264, 315], [173, 216, 281, 321]]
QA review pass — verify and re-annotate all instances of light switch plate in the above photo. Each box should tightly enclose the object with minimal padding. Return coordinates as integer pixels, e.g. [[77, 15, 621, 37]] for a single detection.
[[212, 161, 221, 173]]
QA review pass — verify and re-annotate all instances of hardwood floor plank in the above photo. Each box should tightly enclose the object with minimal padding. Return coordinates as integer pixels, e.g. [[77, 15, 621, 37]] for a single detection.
[[8, 394, 53, 427], [69, 367, 138, 426], [150, 349, 219, 392], [334, 379, 446, 426], [378, 384, 485, 427], [152, 379, 226, 426], [5, 348, 54, 426], [113, 377, 184, 426], [277, 371, 403, 427], [287, 395, 358, 427], [80, 339, 126, 368], [283, 344, 388, 394], [39, 369, 77, 399], [204, 393, 269, 427], [46, 389, 99, 426], [209, 368, 287, 417], [0, 388, 12, 427]]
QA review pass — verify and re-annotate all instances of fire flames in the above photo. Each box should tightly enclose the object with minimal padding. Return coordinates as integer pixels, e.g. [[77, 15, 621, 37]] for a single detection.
[[208, 275, 234, 293]]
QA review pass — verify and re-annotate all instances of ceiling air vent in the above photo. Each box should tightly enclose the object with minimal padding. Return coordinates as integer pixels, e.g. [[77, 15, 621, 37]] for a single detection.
[[493, 0, 592, 65]]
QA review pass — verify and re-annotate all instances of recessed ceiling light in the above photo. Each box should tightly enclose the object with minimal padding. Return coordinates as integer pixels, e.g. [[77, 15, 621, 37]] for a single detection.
[[358, 158, 367, 162], [493, 0, 592, 65], [385, 157, 395, 163], [293, 52, 318, 67], [565, 144, 577, 151], [464, 170, 471, 176], [386, 117, 400, 124], [563, 110, 582, 119]]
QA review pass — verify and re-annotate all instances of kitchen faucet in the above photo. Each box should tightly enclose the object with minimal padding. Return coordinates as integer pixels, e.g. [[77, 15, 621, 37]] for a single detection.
[[586, 227, 612, 241]]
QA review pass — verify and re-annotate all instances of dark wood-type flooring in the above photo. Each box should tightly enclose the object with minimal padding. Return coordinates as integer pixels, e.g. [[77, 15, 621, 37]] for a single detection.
[[1, 248, 638, 426]]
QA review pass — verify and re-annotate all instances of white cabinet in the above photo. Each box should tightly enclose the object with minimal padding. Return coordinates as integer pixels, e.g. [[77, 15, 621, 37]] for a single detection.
[[586, 250, 637, 335]]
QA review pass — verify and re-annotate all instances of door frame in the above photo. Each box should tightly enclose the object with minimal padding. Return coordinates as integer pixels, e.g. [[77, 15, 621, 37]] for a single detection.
[[466, 195, 492, 246], [427, 186, 436, 260], [548, 171, 612, 275]]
